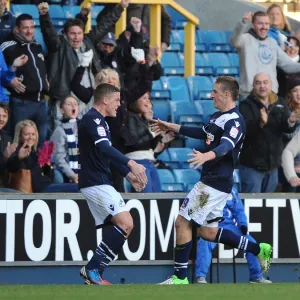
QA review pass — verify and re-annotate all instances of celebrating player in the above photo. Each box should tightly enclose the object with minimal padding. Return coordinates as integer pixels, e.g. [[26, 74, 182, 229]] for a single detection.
[[78, 83, 147, 285], [151, 76, 272, 285]]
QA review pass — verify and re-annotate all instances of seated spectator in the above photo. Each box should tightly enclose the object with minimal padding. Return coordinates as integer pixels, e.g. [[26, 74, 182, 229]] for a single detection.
[[38, 1, 129, 127], [230, 11, 300, 98], [125, 93, 162, 192], [6, 120, 78, 193], [1, 13, 48, 148], [267, 4, 291, 49], [277, 37, 300, 97], [0, 0, 15, 45], [50, 96, 80, 184], [0, 101, 18, 192], [239, 72, 300, 193]]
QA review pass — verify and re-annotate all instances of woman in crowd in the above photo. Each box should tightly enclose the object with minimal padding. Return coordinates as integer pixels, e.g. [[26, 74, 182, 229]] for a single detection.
[[6, 120, 78, 193], [267, 4, 291, 49]]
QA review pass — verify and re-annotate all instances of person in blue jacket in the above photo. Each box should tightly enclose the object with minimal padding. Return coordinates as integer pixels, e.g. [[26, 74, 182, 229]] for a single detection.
[[195, 188, 272, 284]]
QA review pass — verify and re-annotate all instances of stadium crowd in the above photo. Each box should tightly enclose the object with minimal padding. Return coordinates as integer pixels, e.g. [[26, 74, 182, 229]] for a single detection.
[[0, 0, 300, 195]]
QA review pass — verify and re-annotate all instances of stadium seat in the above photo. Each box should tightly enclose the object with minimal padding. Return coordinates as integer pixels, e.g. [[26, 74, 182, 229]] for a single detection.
[[49, 5, 66, 27], [173, 169, 200, 191], [91, 4, 104, 21], [157, 169, 185, 192], [195, 53, 214, 76], [224, 30, 237, 52], [35, 28, 48, 55], [186, 76, 213, 101], [185, 137, 206, 151], [165, 6, 187, 29], [177, 30, 206, 52], [233, 169, 241, 192], [11, 4, 40, 26], [151, 80, 170, 99], [160, 76, 190, 102], [152, 100, 171, 121], [161, 52, 184, 75], [62, 5, 81, 19], [123, 178, 132, 193], [168, 30, 182, 52], [228, 53, 239, 68], [168, 148, 193, 169], [170, 101, 204, 125], [195, 100, 218, 123], [205, 53, 239, 76], [198, 30, 231, 52]]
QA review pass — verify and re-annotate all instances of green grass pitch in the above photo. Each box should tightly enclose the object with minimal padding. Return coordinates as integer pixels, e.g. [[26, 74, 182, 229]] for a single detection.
[[0, 284, 299, 300]]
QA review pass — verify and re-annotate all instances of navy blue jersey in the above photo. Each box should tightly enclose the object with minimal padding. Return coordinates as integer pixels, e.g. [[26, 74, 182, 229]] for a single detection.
[[180, 107, 245, 193], [78, 108, 130, 189]]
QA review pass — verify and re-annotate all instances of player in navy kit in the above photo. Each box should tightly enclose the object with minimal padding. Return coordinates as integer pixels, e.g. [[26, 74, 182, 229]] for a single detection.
[[78, 83, 147, 285], [151, 76, 272, 284]]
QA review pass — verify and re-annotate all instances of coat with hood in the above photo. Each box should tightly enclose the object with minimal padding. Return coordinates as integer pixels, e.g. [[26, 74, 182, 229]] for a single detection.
[[239, 92, 296, 171], [230, 20, 300, 96], [39, 5, 124, 102], [0, 33, 48, 101]]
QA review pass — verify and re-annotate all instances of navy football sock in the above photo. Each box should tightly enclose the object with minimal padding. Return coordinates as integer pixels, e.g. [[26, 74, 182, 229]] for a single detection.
[[86, 225, 127, 271], [215, 228, 260, 256], [174, 240, 192, 279]]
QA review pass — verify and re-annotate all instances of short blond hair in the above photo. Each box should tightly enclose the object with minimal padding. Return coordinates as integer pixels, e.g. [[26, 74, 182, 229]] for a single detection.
[[95, 68, 120, 87], [13, 120, 39, 150]]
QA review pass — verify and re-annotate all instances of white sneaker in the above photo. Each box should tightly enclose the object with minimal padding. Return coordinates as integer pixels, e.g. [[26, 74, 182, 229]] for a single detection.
[[196, 277, 207, 284], [249, 277, 272, 284]]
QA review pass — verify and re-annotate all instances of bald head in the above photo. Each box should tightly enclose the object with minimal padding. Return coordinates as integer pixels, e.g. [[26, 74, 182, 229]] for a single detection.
[[253, 73, 272, 100]]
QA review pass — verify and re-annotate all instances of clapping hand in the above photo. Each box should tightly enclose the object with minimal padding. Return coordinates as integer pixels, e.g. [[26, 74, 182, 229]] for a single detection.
[[3, 142, 18, 160]]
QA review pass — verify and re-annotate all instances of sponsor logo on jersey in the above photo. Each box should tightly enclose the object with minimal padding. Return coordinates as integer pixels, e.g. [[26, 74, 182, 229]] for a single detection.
[[206, 132, 214, 145], [229, 127, 239, 138], [97, 126, 106, 136]]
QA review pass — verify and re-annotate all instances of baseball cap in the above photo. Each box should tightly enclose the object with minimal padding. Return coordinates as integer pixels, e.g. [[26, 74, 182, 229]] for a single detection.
[[101, 32, 117, 46]]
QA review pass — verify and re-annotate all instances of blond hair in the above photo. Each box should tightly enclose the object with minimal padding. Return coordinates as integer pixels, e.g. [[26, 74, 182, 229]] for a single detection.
[[13, 120, 39, 150], [267, 4, 291, 32], [95, 68, 120, 87]]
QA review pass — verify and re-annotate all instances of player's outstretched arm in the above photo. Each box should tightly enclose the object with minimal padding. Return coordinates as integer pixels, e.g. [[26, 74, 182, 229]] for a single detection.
[[150, 119, 181, 134]]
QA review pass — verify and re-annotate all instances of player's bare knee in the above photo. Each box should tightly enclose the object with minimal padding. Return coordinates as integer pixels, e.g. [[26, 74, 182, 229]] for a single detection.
[[113, 212, 134, 236]]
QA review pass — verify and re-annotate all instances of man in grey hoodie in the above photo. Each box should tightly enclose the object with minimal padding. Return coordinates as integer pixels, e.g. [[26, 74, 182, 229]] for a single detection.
[[230, 11, 300, 98]]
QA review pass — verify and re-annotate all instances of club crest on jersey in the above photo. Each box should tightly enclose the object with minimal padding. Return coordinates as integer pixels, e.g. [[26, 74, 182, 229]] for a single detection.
[[229, 126, 239, 138], [94, 118, 101, 125], [206, 132, 214, 145], [234, 121, 240, 127], [97, 126, 106, 136]]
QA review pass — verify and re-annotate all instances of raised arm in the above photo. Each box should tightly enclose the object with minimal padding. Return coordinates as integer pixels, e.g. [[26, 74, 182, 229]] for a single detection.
[[230, 12, 252, 49]]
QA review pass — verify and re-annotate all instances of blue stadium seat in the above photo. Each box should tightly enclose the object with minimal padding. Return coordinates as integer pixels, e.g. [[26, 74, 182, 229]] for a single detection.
[[233, 169, 241, 192], [185, 137, 206, 151], [35, 28, 48, 55], [195, 53, 214, 76], [177, 30, 206, 52], [165, 6, 187, 29], [186, 76, 213, 101], [123, 178, 132, 193], [170, 101, 204, 125], [161, 76, 190, 102], [224, 30, 237, 53], [161, 52, 184, 75], [205, 53, 239, 76], [49, 5, 66, 27], [195, 100, 218, 123], [91, 5, 104, 21], [157, 169, 184, 192], [173, 169, 200, 191], [157, 150, 170, 163], [198, 30, 231, 52], [11, 4, 40, 26], [228, 53, 239, 68], [151, 80, 170, 99], [168, 30, 182, 52], [152, 100, 170, 121], [62, 5, 81, 19], [168, 148, 193, 169]]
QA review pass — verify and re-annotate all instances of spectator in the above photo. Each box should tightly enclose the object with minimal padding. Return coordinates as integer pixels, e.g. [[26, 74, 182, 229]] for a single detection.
[[267, 4, 291, 49], [0, 0, 15, 45], [230, 11, 300, 98], [0, 101, 18, 192], [277, 37, 300, 97], [125, 93, 162, 192], [38, 1, 130, 126], [6, 120, 78, 193], [0, 13, 48, 148], [239, 72, 299, 193], [50, 96, 80, 184]]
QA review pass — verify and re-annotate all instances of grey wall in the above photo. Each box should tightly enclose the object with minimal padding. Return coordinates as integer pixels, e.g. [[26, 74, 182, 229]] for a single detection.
[[175, 0, 300, 32]]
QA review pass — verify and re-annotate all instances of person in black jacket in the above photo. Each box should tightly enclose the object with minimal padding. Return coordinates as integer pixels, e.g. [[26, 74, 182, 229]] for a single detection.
[[239, 72, 300, 193], [0, 0, 15, 45], [0, 13, 49, 148]]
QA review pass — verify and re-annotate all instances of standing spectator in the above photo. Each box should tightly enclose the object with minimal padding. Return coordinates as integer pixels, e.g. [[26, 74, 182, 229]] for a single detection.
[[0, 14, 48, 148], [0, 101, 18, 192], [239, 73, 299, 193], [0, 0, 15, 45], [50, 96, 80, 184], [38, 1, 130, 127], [267, 4, 291, 49], [230, 11, 300, 98]]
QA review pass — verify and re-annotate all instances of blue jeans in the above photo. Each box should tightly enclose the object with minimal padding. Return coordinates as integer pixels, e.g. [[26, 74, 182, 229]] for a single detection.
[[53, 168, 65, 184], [42, 183, 78, 193], [239, 165, 278, 193], [131, 159, 162, 193], [196, 224, 262, 280], [10, 97, 48, 148]]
